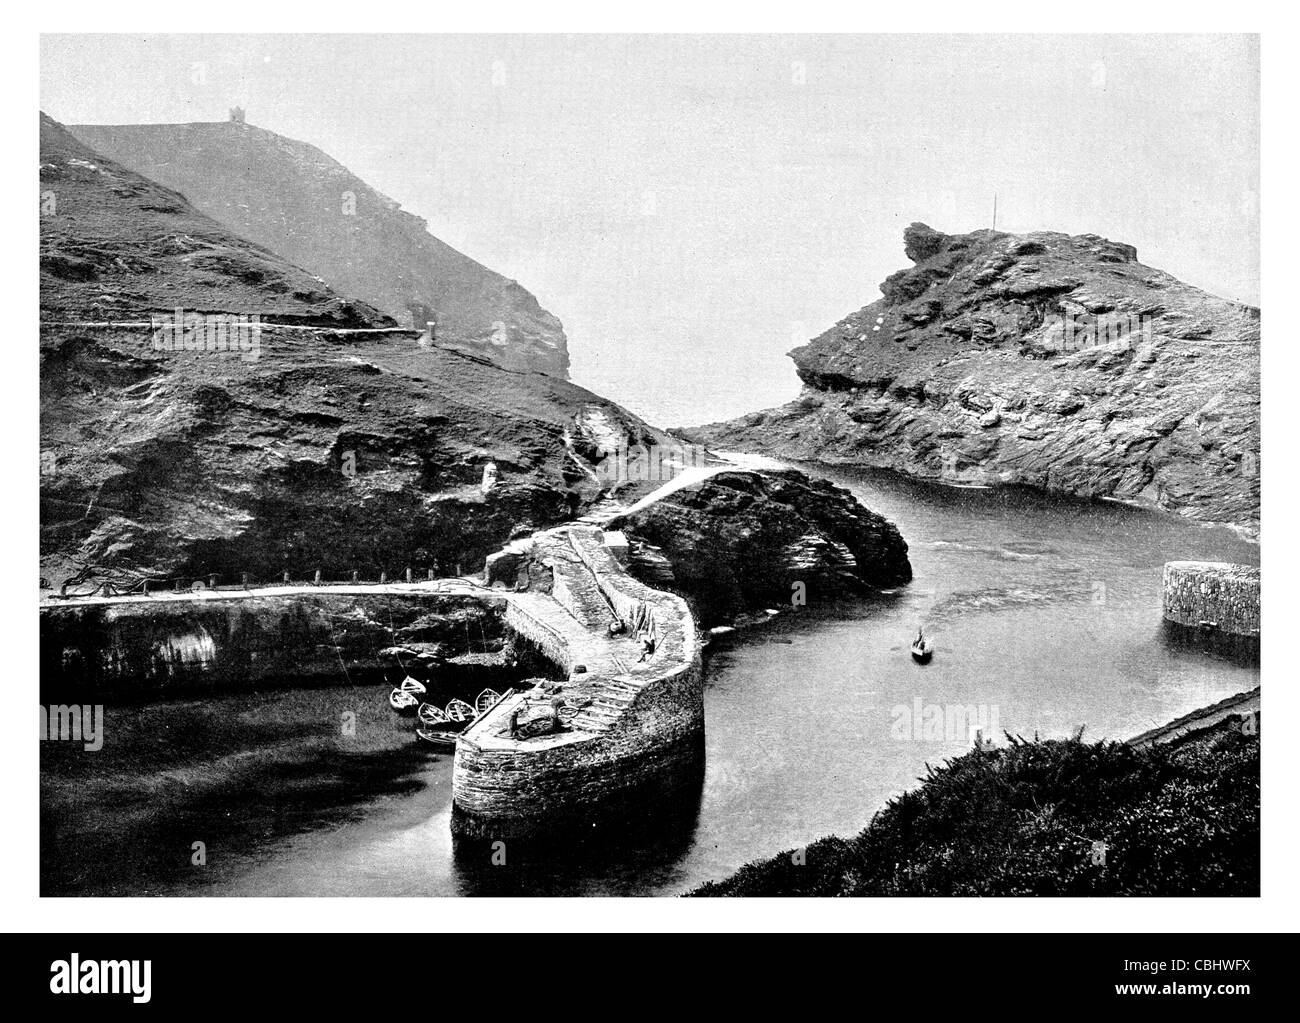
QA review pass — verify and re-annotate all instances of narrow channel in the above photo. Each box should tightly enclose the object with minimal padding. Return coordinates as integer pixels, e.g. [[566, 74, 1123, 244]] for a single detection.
[[40, 463, 1258, 897]]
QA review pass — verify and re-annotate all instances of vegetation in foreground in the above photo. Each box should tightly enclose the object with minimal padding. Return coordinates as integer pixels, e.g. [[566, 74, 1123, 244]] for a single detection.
[[691, 722, 1258, 896]]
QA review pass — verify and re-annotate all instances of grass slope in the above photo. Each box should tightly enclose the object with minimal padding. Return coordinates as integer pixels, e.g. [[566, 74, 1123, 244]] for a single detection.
[[691, 722, 1258, 896]]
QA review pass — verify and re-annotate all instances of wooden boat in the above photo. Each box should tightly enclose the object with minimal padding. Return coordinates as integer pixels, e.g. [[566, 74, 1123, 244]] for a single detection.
[[417, 702, 449, 726], [475, 688, 502, 716], [445, 698, 477, 723], [389, 688, 420, 712], [415, 727, 459, 750], [398, 676, 427, 695], [910, 635, 934, 663]]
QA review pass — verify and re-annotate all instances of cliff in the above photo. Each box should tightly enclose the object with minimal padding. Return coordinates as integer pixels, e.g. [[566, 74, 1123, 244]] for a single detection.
[[39, 113, 667, 588], [683, 223, 1260, 534], [41, 113, 912, 623], [70, 119, 570, 377]]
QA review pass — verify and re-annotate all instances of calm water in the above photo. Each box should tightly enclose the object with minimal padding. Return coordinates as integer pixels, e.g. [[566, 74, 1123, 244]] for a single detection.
[[41, 465, 1259, 896]]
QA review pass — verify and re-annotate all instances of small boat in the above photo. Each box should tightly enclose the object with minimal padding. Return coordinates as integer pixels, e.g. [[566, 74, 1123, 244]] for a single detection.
[[445, 698, 477, 723], [475, 688, 502, 716], [398, 676, 427, 695], [910, 631, 934, 664], [415, 727, 459, 750], [417, 702, 449, 726], [389, 688, 420, 712]]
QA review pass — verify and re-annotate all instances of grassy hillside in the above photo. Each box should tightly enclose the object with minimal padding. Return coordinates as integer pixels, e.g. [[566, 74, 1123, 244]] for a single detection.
[[691, 719, 1259, 896], [71, 119, 570, 376]]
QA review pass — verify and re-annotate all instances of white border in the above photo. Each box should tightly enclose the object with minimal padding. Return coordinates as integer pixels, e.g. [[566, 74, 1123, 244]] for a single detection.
[[7, 4, 1294, 933]]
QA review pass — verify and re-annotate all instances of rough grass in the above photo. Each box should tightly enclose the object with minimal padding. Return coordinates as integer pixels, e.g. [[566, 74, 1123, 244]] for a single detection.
[[690, 723, 1259, 896]]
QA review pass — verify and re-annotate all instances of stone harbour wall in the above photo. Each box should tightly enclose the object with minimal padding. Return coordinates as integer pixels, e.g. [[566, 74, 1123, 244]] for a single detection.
[[451, 525, 705, 837], [450, 661, 704, 837], [1163, 561, 1260, 639]]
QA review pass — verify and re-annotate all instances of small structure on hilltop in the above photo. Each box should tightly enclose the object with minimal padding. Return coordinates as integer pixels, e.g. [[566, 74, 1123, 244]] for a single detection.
[[229, 106, 246, 124]]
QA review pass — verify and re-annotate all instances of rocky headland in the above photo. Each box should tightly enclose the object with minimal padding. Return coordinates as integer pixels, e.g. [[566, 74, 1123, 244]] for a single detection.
[[682, 223, 1260, 535]]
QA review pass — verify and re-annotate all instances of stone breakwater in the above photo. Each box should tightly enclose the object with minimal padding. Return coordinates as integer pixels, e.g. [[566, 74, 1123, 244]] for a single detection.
[[451, 524, 704, 838], [1163, 561, 1260, 639]]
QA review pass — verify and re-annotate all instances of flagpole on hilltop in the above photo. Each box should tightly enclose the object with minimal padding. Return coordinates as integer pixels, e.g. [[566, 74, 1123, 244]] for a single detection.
[[992, 194, 998, 231]]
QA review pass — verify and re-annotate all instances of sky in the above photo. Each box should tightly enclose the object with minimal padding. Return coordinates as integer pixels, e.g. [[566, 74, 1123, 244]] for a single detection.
[[40, 34, 1259, 425]]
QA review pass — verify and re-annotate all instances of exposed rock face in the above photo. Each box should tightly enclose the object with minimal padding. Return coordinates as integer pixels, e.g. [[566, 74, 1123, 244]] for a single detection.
[[71, 120, 571, 377], [40, 591, 507, 700], [608, 469, 912, 626], [683, 223, 1260, 534], [39, 113, 673, 587]]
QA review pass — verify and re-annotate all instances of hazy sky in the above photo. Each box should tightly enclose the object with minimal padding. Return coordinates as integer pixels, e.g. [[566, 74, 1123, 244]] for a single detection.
[[41, 34, 1259, 425]]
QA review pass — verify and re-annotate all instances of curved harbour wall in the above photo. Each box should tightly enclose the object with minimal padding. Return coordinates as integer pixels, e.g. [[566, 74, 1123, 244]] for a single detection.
[[451, 525, 705, 838], [41, 524, 709, 838]]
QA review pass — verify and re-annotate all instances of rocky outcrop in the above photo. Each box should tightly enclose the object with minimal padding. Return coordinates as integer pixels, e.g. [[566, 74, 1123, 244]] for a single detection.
[[683, 223, 1260, 534], [39, 113, 675, 588], [71, 119, 571, 377], [608, 468, 912, 626]]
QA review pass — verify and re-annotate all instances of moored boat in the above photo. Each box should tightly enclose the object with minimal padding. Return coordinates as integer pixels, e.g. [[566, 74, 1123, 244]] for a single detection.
[[417, 702, 449, 726], [910, 628, 933, 663], [389, 688, 421, 712], [415, 727, 459, 750]]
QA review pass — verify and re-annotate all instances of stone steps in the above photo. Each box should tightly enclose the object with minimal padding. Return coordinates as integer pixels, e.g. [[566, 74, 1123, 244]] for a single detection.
[[574, 500, 625, 526], [570, 713, 615, 733]]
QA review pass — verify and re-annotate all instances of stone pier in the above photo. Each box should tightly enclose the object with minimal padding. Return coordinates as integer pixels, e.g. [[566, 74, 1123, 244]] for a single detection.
[[1162, 561, 1260, 640], [39, 520, 708, 838], [450, 524, 704, 838]]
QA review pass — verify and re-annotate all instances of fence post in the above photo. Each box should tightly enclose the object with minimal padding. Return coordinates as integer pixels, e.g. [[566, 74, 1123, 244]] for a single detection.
[[380, 571, 387, 584], [283, 571, 290, 584], [314, 569, 322, 585], [405, 567, 412, 583], [352, 570, 360, 584]]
